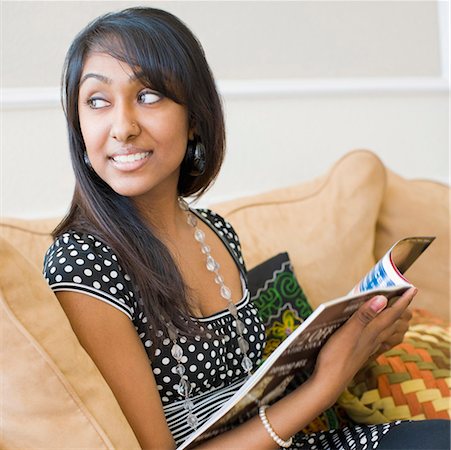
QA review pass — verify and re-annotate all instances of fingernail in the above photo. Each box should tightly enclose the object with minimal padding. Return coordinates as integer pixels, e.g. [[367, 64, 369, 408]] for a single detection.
[[370, 296, 387, 313]]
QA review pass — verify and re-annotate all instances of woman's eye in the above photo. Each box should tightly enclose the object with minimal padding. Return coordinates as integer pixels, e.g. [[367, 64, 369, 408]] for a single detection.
[[138, 90, 162, 104], [86, 97, 109, 109]]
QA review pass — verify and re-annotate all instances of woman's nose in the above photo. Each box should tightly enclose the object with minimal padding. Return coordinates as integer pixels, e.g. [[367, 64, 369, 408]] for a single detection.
[[109, 104, 140, 141]]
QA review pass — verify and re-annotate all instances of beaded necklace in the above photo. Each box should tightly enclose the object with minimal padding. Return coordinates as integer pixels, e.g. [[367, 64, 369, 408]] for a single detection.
[[168, 197, 253, 429]]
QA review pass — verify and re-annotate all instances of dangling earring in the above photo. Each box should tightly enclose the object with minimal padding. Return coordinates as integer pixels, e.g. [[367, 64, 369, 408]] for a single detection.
[[184, 136, 206, 176], [83, 151, 93, 170]]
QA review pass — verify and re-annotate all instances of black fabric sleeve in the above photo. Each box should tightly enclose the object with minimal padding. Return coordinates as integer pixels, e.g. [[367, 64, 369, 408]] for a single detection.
[[43, 231, 135, 320]]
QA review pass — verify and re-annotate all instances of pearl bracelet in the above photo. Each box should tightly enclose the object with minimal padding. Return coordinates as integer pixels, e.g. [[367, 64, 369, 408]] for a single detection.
[[258, 405, 293, 448]]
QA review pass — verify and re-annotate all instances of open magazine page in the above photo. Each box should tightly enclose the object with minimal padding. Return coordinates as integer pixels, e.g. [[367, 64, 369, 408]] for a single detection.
[[177, 236, 434, 450], [350, 237, 434, 294], [178, 286, 409, 449]]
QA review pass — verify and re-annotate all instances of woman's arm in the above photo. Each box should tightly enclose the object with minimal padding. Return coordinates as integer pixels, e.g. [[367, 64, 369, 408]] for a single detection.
[[56, 287, 415, 450], [55, 291, 176, 450]]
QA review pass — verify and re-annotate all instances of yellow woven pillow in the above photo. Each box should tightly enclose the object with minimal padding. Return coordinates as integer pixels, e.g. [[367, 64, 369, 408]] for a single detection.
[[338, 309, 451, 423]]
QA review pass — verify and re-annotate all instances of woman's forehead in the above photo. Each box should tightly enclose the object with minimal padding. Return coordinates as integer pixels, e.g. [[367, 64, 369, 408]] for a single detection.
[[81, 52, 138, 77], [79, 53, 150, 92]]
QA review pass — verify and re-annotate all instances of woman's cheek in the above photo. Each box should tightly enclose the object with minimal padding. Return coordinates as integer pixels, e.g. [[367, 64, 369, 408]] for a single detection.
[[81, 124, 108, 161]]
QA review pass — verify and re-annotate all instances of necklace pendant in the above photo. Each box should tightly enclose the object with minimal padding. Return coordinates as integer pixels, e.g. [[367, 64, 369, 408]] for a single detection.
[[241, 355, 253, 373], [171, 343, 183, 360], [178, 197, 189, 211], [235, 319, 246, 333], [187, 412, 199, 429], [238, 336, 250, 354], [220, 285, 232, 300], [177, 197, 254, 407], [201, 244, 211, 254], [227, 302, 238, 316], [177, 378, 192, 396], [206, 255, 217, 271], [194, 228, 205, 243], [184, 399, 194, 411], [175, 363, 185, 376], [187, 213, 198, 227]]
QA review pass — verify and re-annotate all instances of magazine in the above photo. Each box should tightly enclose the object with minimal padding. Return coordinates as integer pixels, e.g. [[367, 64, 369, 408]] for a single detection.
[[177, 236, 435, 449]]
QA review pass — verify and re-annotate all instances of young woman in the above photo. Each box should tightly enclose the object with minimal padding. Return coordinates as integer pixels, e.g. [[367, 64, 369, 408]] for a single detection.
[[43, 7, 449, 450]]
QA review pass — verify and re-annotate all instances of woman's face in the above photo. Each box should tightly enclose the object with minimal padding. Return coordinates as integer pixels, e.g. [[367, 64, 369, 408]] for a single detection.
[[78, 52, 192, 201]]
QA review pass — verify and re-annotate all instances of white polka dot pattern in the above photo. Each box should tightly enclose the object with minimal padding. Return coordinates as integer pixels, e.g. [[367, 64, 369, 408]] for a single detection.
[[42, 210, 409, 449], [43, 232, 135, 320], [42, 208, 265, 445], [290, 421, 403, 449]]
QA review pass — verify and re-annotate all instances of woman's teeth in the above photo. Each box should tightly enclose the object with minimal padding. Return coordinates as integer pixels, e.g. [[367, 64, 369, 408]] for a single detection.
[[112, 152, 150, 163]]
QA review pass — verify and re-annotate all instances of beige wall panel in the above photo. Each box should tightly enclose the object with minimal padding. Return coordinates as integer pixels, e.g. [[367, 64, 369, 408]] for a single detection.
[[1, 1, 441, 88], [2, 108, 73, 218], [1, 1, 447, 218], [2, 94, 448, 217], [206, 93, 449, 206]]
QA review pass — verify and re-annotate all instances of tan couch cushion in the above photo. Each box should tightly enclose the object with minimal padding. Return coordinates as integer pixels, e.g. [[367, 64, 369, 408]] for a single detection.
[[0, 236, 140, 449], [375, 170, 450, 318], [211, 150, 386, 309], [0, 218, 59, 270]]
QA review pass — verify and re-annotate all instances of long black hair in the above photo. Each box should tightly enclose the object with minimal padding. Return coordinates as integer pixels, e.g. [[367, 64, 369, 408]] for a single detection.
[[54, 7, 226, 342]]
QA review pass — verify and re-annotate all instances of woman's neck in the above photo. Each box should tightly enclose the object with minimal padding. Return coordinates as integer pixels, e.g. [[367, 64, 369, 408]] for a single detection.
[[132, 190, 188, 243]]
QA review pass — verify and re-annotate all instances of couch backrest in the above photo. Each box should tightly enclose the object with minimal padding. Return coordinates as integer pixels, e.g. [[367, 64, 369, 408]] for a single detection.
[[0, 150, 448, 317], [0, 217, 59, 271], [375, 168, 450, 317], [210, 150, 386, 309], [211, 150, 449, 318]]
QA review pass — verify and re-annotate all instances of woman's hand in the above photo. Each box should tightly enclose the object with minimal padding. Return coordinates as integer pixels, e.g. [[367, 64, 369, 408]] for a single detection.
[[368, 306, 412, 359], [198, 288, 418, 450], [311, 287, 417, 402]]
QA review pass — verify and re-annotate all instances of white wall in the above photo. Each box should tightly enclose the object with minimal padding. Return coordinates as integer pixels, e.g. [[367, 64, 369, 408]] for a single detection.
[[1, 1, 449, 217]]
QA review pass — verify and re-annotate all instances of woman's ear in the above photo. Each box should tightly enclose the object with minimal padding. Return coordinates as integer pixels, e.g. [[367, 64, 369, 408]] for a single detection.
[[188, 114, 196, 140], [188, 127, 196, 141]]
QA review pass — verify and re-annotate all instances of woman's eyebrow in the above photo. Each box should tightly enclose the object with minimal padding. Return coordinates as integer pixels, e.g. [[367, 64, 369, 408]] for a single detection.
[[80, 72, 144, 86]]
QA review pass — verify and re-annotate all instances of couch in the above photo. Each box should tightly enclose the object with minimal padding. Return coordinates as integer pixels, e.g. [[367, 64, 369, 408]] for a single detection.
[[1, 150, 449, 448]]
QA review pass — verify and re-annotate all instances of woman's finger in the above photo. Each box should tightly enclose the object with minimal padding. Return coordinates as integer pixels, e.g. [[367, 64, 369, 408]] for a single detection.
[[318, 288, 417, 379], [366, 309, 412, 361], [377, 316, 410, 342], [369, 330, 407, 359], [386, 287, 417, 314], [367, 287, 417, 332], [352, 295, 388, 328], [401, 308, 413, 322]]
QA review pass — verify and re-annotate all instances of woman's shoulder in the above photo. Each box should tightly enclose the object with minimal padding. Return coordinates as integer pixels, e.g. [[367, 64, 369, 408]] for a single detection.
[[193, 208, 238, 237], [43, 230, 135, 320], [44, 230, 120, 270], [193, 207, 247, 273]]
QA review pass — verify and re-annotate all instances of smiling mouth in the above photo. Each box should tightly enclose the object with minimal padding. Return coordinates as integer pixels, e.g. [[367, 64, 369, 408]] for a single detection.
[[111, 151, 152, 163]]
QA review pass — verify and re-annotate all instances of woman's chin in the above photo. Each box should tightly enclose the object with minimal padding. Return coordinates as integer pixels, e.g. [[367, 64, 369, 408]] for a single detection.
[[109, 183, 155, 199], [100, 168, 181, 200]]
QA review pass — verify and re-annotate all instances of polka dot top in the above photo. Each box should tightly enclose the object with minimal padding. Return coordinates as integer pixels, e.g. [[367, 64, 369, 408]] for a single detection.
[[43, 208, 266, 445]]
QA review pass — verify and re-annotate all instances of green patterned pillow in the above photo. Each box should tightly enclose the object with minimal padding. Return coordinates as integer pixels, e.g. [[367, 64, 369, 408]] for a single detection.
[[247, 252, 312, 360], [247, 252, 354, 432]]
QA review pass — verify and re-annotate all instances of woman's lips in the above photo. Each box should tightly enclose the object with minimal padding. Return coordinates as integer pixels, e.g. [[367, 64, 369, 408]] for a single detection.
[[109, 151, 153, 172]]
